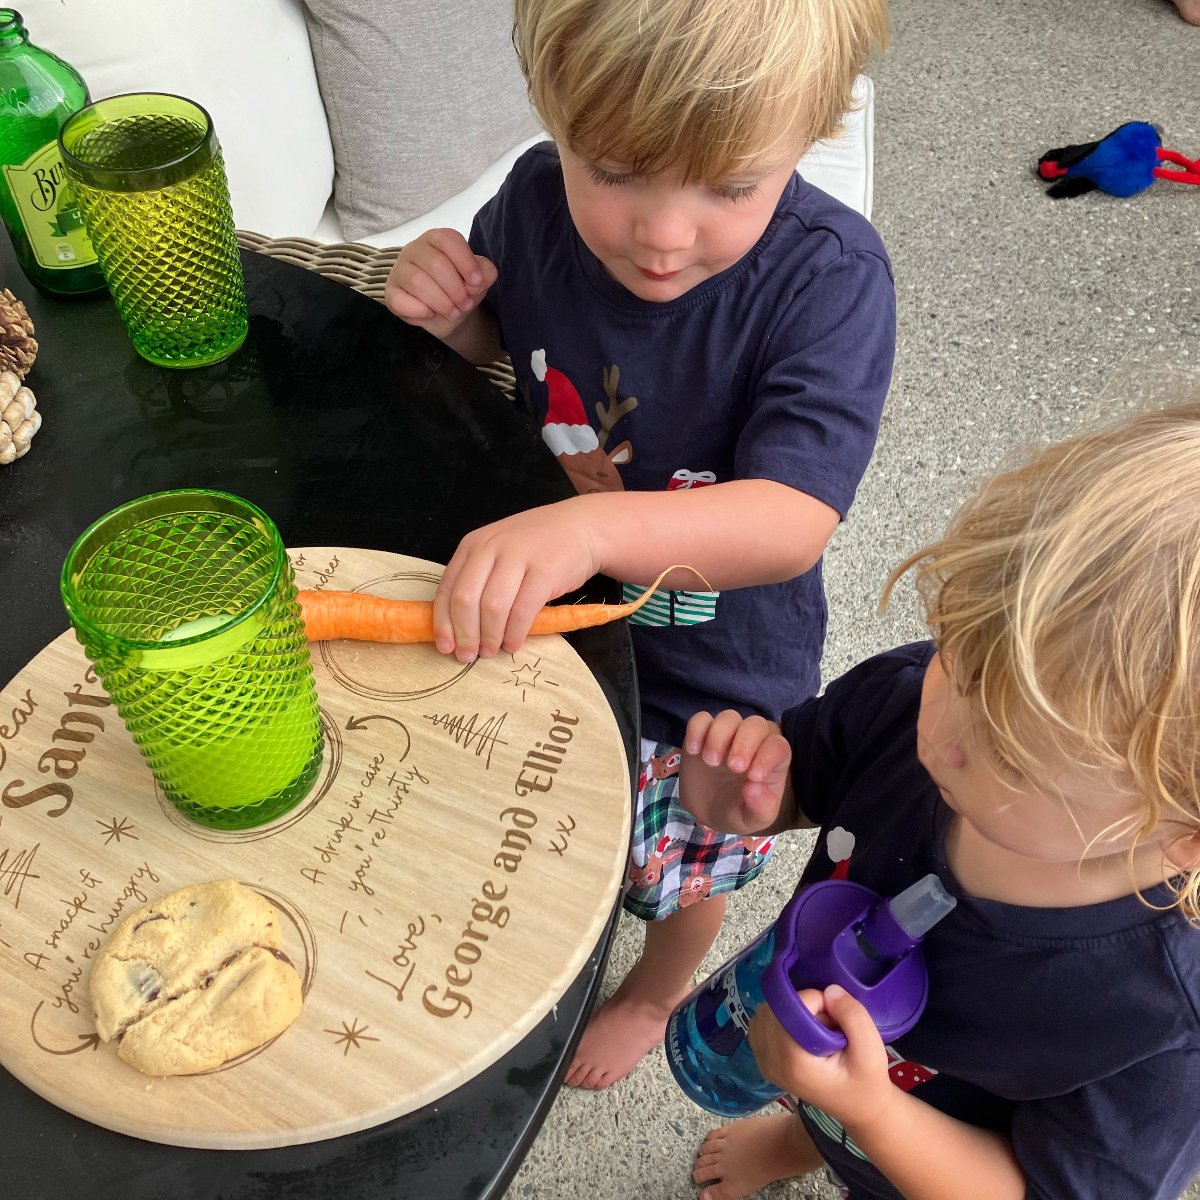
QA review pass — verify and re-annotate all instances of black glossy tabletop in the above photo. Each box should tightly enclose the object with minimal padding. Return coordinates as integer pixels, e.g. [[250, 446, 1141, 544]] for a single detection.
[[0, 241, 638, 1200]]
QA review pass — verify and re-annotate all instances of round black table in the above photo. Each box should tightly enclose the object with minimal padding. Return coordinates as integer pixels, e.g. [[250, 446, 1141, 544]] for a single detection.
[[0, 242, 638, 1200]]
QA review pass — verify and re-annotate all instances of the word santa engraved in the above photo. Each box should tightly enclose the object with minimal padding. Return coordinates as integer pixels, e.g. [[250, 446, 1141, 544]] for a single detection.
[[2, 670, 112, 816]]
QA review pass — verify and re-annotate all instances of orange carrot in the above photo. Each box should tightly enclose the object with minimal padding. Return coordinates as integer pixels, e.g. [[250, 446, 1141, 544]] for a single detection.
[[298, 565, 708, 643]]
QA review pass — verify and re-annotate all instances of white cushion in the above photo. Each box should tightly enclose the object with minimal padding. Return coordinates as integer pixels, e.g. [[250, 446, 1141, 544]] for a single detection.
[[799, 76, 875, 219], [355, 76, 876, 249], [29, 0, 334, 239]]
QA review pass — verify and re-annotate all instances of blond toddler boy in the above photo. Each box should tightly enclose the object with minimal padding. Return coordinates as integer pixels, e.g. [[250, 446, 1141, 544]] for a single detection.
[[386, 0, 893, 1088]]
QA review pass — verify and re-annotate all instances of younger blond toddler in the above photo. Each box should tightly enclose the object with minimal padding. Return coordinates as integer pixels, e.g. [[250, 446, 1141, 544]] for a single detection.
[[681, 402, 1200, 1199]]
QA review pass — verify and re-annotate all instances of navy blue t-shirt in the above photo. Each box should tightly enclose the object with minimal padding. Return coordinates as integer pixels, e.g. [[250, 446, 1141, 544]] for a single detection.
[[781, 643, 1200, 1200], [470, 143, 895, 744]]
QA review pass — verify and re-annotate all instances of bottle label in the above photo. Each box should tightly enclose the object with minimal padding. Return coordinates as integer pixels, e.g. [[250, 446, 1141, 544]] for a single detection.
[[2, 141, 98, 270], [689, 927, 776, 1058]]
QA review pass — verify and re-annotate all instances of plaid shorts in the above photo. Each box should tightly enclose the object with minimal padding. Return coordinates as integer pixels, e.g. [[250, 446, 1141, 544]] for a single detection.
[[623, 737, 776, 921]]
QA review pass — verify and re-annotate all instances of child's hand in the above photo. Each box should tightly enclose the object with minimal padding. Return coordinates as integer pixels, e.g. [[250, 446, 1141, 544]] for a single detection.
[[384, 228, 497, 341], [679, 710, 792, 835], [433, 498, 599, 662], [749, 985, 896, 1132]]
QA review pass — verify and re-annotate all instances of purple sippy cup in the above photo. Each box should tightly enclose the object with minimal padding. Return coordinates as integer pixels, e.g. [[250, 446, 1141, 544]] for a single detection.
[[666, 873, 956, 1116]]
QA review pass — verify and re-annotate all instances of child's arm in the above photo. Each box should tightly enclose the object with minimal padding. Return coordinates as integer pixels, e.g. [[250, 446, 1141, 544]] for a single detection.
[[751, 988, 1027, 1200], [678, 708, 808, 836], [384, 229, 505, 365], [431, 478, 838, 660]]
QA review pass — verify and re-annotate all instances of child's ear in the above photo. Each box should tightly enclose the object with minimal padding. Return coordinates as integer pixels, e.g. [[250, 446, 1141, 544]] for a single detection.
[[1166, 832, 1200, 872]]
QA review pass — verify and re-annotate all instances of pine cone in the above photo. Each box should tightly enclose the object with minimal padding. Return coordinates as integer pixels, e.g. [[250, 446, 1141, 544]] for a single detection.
[[0, 288, 38, 379], [0, 370, 41, 466]]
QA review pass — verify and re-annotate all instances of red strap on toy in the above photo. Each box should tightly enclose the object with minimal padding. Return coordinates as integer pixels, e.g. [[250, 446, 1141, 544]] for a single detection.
[[1155, 147, 1200, 186]]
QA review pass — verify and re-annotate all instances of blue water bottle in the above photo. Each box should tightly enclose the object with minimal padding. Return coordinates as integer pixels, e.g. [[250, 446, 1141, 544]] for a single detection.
[[665, 873, 956, 1116]]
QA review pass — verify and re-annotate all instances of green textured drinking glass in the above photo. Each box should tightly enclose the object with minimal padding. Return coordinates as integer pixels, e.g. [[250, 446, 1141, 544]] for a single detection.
[[61, 490, 323, 830], [57, 93, 247, 368]]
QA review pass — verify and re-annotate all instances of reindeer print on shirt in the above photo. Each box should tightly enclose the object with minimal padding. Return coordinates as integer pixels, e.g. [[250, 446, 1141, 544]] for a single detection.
[[531, 347, 720, 626], [532, 349, 632, 494]]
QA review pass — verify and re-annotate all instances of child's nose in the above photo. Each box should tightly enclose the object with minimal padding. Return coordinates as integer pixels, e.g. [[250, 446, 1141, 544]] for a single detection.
[[632, 201, 696, 253]]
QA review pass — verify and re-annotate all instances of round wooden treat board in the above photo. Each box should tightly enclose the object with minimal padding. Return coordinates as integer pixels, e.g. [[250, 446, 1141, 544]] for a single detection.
[[0, 548, 631, 1149]]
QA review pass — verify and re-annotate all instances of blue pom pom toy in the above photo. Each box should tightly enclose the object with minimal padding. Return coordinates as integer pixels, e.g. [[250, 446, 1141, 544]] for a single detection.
[[1037, 121, 1200, 198]]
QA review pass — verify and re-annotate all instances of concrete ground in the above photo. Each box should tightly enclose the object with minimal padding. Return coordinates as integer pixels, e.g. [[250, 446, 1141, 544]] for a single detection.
[[507, 0, 1200, 1196]]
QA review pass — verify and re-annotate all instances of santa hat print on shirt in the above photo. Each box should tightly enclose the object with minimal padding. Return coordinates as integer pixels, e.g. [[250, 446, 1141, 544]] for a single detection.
[[532, 348, 599, 457]]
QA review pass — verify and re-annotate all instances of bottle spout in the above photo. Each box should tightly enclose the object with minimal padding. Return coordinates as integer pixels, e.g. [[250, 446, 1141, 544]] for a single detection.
[[887, 873, 957, 939], [853, 873, 956, 969]]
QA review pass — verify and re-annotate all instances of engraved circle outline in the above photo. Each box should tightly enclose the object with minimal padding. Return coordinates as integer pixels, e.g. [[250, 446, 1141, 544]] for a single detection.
[[317, 571, 475, 701]]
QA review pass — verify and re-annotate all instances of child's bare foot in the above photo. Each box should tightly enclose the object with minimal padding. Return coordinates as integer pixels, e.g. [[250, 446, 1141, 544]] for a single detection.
[[567, 893, 728, 1089], [1174, 0, 1200, 24], [564, 979, 673, 1089], [693, 1113, 824, 1200]]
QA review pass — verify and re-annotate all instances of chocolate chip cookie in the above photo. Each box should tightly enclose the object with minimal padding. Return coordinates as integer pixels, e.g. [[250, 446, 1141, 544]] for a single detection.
[[90, 879, 303, 1076]]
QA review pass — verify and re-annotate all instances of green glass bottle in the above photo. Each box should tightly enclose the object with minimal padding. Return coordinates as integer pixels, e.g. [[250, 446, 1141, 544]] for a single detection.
[[0, 8, 105, 296]]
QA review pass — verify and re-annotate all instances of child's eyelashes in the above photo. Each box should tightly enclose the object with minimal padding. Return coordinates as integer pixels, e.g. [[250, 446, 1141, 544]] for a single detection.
[[583, 161, 761, 202], [585, 163, 632, 188], [990, 745, 1027, 786], [710, 182, 761, 203]]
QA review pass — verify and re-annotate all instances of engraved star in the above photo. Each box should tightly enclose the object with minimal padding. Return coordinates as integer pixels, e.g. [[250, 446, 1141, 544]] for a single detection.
[[97, 816, 138, 845], [325, 1018, 380, 1056], [509, 660, 542, 701]]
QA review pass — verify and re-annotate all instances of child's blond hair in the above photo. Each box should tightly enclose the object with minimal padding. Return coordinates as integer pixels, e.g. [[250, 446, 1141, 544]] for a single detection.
[[512, 0, 888, 183], [885, 403, 1200, 920]]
